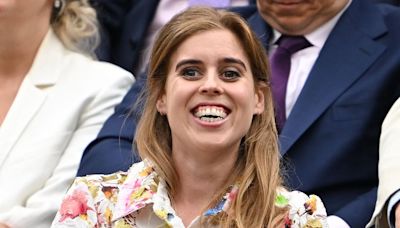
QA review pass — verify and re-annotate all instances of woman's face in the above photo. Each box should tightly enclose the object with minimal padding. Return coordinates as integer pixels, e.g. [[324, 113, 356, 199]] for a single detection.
[[0, 0, 52, 22], [157, 29, 265, 155]]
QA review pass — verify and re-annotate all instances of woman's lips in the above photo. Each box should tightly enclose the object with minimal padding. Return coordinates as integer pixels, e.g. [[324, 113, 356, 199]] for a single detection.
[[191, 104, 231, 125]]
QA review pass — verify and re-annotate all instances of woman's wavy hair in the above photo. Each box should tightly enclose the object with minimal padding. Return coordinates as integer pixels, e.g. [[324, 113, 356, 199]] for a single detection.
[[135, 7, 286, 227], [51, 0, 99, 57]]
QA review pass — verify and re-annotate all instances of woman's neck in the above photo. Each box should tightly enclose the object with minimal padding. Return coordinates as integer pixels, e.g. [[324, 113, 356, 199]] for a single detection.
[[0, 19, 50, 125], [171, 144, 239, 226], [0, 18, 49, 78]]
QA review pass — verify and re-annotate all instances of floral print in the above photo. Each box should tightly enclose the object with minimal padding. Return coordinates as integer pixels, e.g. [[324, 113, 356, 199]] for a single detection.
[[52, 160, 327, 227], [276, 191, 328, 227], [58, 188, 93, 222]]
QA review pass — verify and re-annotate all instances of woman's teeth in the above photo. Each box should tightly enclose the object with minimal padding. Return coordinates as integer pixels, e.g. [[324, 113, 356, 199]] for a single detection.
[[194, 106, 227, 122]]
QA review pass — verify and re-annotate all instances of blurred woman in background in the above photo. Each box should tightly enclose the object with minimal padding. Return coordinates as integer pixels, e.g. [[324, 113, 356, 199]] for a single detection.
[[0, 0, 133, 227]]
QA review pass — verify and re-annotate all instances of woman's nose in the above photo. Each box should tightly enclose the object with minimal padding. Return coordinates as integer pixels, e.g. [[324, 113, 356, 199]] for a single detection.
[[198, 73, 224, 95]]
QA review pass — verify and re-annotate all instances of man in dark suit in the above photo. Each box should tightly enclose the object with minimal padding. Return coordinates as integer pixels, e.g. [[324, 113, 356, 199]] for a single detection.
[[79, 0, 400, 226], [250, 0, 400, 227]]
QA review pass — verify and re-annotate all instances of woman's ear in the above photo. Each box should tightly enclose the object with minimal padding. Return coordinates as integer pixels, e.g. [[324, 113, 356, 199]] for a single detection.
[[156, 95, 167, 115], [253, 85, 265, 115]]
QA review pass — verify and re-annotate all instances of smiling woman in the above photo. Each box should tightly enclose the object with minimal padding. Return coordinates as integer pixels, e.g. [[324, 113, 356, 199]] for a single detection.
[[156, 29, 264, 155], [52, 7, 327, 228]]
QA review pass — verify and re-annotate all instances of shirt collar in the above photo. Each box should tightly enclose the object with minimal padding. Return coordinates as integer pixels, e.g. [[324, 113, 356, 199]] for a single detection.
[[272, 0, 352, 48], [111, 160, 239, 225], [112, 160, 159, 221]]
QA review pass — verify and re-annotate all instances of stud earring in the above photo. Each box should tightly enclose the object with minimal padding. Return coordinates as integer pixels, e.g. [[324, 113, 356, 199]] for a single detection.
[[54, 0, 62, 9], [52, 0, 66, 22]]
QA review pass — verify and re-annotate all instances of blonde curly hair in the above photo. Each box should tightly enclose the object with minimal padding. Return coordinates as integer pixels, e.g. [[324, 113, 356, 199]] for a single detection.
[[52, 0, 99, 57]]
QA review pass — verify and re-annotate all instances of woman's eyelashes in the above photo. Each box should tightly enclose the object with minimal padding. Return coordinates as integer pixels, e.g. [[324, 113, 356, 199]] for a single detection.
[[180, 67, 202, 79], [221, 68, 241, 81], [178, 66, 242, 81]]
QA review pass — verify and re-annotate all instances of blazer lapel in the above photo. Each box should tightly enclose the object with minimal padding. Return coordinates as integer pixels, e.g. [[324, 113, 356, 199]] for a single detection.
[[279, 0, 388, 155], [0, 82, 47, 166], [0, 30, 63, 165]]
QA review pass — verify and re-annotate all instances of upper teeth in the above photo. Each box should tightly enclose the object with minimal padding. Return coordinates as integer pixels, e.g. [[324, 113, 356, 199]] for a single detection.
[[194, 106, 227, 119]]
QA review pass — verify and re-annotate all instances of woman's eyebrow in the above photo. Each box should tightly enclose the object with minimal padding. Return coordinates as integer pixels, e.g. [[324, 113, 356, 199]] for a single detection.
[[222, 57, 247, 71], [175, 59, 202, 71]]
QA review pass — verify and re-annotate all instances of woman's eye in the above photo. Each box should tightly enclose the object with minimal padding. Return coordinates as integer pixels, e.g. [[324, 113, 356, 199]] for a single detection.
[[180, 68, 200, 78], [222, 70, 240, 80]]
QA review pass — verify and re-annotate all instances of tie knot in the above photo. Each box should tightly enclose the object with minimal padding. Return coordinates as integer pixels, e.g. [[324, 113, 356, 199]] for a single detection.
[[276, 35, 311, 54]]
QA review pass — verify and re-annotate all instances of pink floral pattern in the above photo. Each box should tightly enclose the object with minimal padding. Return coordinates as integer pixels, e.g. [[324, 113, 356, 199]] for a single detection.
[[52, 160, 327, 227], [58, 189, 93, 222]]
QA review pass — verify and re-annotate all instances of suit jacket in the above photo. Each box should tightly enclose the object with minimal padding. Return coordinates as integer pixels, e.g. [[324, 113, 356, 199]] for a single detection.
[[79, 0, 400, 226], [367, 98, 400, 227], [91, 0, 160, 73], [373, 0, 400, 5], [0, 30, 133, 228]]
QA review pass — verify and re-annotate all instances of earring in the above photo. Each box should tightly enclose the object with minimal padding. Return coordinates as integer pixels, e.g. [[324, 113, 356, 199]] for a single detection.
[[52, 0, 66, 21], [54, 0, 62, 9]]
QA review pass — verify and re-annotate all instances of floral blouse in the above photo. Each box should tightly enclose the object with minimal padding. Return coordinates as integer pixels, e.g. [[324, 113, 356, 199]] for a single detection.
[[52, 160, 328, 228]]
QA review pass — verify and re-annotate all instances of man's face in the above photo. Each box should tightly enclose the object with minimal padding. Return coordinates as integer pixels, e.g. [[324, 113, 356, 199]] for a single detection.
[[257, 0, 349, 35]]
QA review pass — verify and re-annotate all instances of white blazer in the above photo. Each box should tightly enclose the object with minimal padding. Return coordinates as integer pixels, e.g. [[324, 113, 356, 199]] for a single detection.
[[0, 30, 133, 228], [368, 98, 400, 227]]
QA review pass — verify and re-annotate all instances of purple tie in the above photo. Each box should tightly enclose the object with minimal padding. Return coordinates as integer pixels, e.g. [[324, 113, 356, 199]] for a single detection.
[[270, 35, 311, 130], [188, 0, 230, 8]]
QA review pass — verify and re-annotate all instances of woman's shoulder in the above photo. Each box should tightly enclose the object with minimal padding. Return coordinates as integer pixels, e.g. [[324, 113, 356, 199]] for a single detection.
[[65, 161, 149, 195], [42, 29, 132, 82], [76, 170, 128, 188], [52, 172, 126, 226], [65, 52, 133, 82], [275, 189, 328, 228], [53, 162, 150, 226], [72, 161, 148, 188]]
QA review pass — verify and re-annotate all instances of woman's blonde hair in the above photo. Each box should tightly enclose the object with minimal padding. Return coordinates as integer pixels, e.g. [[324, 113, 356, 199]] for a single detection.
[[51, 0, 99, 57], [135, 7, 286, 227]]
